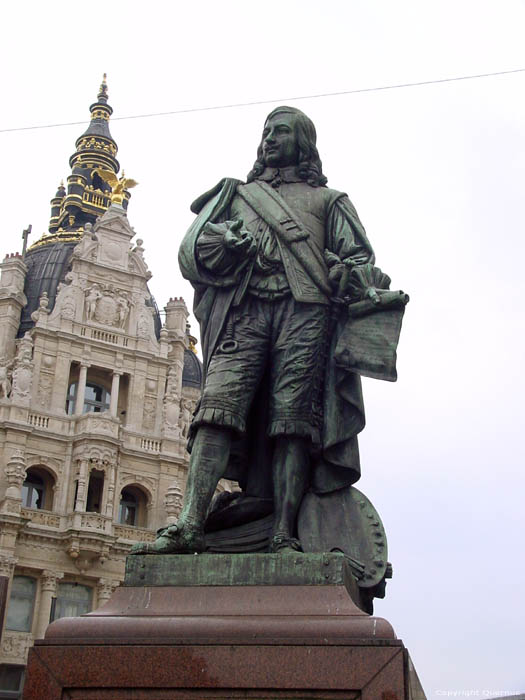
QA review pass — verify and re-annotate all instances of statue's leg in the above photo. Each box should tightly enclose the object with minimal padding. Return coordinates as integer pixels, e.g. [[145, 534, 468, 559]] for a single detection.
[[271, 436, 310, 553], [179, 424, 231, 532], [130, 425, 231, 554]]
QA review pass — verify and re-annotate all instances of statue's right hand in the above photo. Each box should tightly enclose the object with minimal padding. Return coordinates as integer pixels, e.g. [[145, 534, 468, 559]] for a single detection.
[[222, 219, 256, 257]]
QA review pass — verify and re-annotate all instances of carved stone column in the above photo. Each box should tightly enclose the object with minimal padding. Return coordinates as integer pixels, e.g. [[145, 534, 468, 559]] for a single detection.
[[96, 578, 119, 609], [0, 554, 18, 641], [74, 458, 89, 512], [2, 450, 27, 512], [109, 370, 122, 417], [34, 570, 63, 639], [164, 482, 183, 525], [74, 362, 89, 416], [104, 463, 116, 520]]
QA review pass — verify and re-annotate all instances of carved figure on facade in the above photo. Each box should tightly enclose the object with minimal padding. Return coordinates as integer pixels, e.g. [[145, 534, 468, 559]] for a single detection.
[[178, 397, 194, 438], [0, 356, 13, 398], [10, 333, 34, 404], [116, 292, 130, 328], [72, 223, 99, 261], [137, 309, 153, 339], [129, 243, 151, 279], [54, 274, 78, 321], [84, 283, 102, 320]]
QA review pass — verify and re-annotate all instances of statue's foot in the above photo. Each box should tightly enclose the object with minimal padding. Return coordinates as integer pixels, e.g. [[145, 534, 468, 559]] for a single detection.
[[130, 523, 205, 555], [270, 533, 303, 554]]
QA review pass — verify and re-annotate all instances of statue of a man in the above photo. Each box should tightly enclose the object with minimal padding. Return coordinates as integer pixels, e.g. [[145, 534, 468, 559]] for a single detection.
[[132, 106, 387, 556]]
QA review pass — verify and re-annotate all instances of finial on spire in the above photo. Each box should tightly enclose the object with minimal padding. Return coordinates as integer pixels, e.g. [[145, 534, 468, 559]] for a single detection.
[[98, 73, 108, 103]]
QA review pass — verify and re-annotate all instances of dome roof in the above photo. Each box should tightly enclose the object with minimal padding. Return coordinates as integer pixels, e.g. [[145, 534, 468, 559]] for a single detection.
[[19, 238, 79, 337], [182, 348, 202, 389]]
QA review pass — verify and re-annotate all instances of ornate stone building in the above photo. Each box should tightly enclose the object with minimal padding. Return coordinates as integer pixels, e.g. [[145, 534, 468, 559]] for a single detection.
[[0, 78, 205, 696]]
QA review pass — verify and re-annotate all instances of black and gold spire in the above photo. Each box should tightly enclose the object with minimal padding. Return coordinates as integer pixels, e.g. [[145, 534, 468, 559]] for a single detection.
[[44, 75, 131, 241]]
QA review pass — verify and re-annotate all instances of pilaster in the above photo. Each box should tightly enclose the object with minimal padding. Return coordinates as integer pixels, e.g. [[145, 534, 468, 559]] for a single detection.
[[34, 570, 64, 639]]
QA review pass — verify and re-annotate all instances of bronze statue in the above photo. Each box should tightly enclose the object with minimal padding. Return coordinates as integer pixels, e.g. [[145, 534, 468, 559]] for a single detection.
[[132, 106, 407, 558]]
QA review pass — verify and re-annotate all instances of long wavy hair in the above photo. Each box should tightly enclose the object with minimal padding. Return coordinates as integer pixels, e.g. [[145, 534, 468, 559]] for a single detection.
[[246, 106, 328, 187]]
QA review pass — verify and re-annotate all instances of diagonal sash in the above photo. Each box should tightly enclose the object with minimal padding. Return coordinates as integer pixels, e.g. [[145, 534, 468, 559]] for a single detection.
[[237, 181, 332, 298]]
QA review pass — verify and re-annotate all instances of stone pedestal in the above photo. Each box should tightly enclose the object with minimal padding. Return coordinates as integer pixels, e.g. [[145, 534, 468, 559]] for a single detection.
[[22, 553, 426, 699]]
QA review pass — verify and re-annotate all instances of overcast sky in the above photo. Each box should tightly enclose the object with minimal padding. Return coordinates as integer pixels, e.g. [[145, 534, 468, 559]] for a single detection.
[[2, 1, 525, 696]]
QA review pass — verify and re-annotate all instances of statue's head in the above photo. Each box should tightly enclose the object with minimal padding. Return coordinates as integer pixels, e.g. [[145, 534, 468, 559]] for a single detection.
[[247, 106, 327, 187]]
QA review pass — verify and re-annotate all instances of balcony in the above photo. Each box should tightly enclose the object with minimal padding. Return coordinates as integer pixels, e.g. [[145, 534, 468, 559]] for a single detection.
[[72, 412, 120, 439]]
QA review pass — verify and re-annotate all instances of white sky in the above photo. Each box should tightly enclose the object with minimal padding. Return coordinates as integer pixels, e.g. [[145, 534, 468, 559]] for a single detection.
[[2, 1, 525, 696]]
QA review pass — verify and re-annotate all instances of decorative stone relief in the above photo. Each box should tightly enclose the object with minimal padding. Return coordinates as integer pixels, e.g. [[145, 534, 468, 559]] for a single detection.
[[36, 371, 54, 407], [20, 509, 60, 528], [142, 396, 156, 430], [163, 366, 181, 437], [73, 446, 117, 469], [1, 631, 33, 661], [84, 283, 131, 329], [10, 333, 34, 405], [0, 553, 18, 577]]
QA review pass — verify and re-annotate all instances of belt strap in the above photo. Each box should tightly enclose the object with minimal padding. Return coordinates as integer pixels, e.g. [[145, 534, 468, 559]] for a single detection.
[[237, 181, 332, 297]]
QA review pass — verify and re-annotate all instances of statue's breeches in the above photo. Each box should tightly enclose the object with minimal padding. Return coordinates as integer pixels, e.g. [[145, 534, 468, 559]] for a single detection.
[[194, 294, 328, 443]]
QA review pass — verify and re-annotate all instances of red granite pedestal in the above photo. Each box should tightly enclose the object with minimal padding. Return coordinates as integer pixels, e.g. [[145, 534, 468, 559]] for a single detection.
[[22, 554, 425, 699]]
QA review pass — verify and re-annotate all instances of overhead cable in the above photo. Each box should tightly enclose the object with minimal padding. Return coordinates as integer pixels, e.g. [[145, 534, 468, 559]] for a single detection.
[[1, 67, 523, 134]]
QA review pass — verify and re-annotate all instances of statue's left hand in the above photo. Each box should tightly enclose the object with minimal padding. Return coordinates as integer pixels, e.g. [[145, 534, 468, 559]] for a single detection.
[[364, 287, 381, 305]]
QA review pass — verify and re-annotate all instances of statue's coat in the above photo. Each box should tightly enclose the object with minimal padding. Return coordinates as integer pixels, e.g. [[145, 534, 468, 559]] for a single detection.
[[178, 178, 374, 493]]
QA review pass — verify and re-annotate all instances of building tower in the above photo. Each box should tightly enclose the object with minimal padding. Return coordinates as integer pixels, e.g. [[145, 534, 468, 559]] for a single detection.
[[0, 78, 207, 694]]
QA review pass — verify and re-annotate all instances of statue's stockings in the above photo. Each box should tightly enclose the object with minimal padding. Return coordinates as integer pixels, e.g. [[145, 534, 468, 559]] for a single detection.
[[179, 425, 309, 542]]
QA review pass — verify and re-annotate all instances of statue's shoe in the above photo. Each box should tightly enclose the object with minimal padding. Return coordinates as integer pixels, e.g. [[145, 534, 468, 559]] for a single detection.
[[270, 533, 303, 554], [130, 524, 205, 555]]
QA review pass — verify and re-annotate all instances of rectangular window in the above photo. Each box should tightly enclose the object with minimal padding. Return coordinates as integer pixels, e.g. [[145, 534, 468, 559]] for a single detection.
[[0, 665, 25, 699], [5, 577, 36, 633], [51, 583, 92, 622]]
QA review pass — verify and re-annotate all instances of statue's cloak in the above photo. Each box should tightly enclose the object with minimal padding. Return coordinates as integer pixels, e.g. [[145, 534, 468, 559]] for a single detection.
[[179, 178, 370, 495]]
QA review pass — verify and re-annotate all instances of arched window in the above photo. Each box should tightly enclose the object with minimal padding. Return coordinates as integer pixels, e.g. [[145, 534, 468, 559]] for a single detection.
[[66, 381, 111, 415], [118, 485, 148, 527], [21, 467, 55, 510], [118, 489, 137, 525], [6, 576, 37, 632], [21, 472, 44, 510], [86, 469, 104, 513], [51, 583, 92, 622]]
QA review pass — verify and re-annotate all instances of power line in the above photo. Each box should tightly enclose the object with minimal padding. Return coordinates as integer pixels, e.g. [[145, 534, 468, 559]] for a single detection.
[[1, 67, 523, 135]]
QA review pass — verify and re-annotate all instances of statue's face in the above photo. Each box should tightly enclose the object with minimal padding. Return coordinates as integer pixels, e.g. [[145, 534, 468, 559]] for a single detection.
[[262, 113, 299, 168]]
